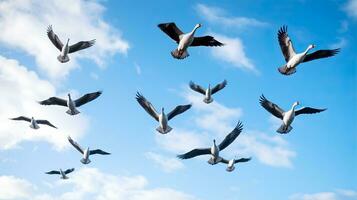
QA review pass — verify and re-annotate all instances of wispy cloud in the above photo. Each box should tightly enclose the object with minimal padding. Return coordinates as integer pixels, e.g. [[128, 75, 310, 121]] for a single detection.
[[329, 37, 348, 49], [344, 0, 357, 20], [289, 189, 357, 200], [0, 168, 198, 200], [0, 55, 88, 150], [134, 62, 142, 76], [195, 4, 268, 29], [0, 0, 129, 80], [208, 33, 257, 73], [145, 152, 184, 173]]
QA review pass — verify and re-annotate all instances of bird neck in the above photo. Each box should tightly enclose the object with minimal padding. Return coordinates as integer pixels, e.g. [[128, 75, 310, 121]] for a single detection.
[[291, 103, 298, 111], [304, 46, 312, 55]]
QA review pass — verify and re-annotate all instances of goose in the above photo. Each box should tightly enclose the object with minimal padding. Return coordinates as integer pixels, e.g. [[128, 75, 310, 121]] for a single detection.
[[38, 91, 102, 115], [259, 95, 326, 134], [158, 22, 223, 59], [177, 121, 243, 165], [10, 116, 57, 129], [45, 168, 74, 179], [219, 157, 252, 172], [47, 25, 95, 63], [68, 136, 110, 164], [136, 92, 191, 134], [189, 80, 227, 104], [277, 25, 340, 75]]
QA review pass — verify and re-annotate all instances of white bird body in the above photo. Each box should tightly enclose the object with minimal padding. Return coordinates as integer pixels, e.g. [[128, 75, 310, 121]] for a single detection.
[[59, 169, 69, 179], [279, 102, 299, 133], [67, 94, 80, 115], [81, 147, 91, 164], [174, 24, 201, 59], [204, 85, 213, 104], [226, 159, 236, 172], [58, 39, 70, 63], [208, 140, 221, 165], [157, 108, 172, 134], [285, 45, 314, 72], [30, 117, 40, 129]]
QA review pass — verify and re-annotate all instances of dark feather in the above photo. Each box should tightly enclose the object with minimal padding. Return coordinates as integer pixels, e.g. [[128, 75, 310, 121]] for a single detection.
[[259, 95, 285, 119], [89, 149, 110, 155], [74, 91, 102, 107], [167, 104, 192, 120], [36, 120, 57, 129], [218, 121, 243, 151], [158, 23, 183, 42], [234, 157, 252, 163], [10, 116, 31, 122], [295, 107, 326, 116], [277, 25, 296, 62], [68, 40, 96, 53], [189, 81, 206, 95], [135, 92, 159, 121], [190, 36, 224, 47], [64, 168, 75, 174], [302, 49, 340, 63], [177, 148, 211, 159], [45, 170, 60, 175], [38, 97, 67, 107], [211, 80, 227, 94], [47, 25, 63, 51]]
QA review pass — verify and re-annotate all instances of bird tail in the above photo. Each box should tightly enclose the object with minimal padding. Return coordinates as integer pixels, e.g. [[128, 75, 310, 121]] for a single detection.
[[66, 108, 80, 115], [171, 49, 189, 59], [29, 124, 40, 129], [57, 55, 70, 63], [226, 166, 235, 172], [80, 158, 91, 164], [203, 98, 213, 104], [156, 125, 172, 134], [278, 65, 296, 75], [277, 124, 293, 134], [207, 156, 222, 165]]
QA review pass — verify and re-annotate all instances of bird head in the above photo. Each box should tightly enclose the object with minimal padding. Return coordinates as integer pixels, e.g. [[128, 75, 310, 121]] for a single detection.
[[67, 93, 71, 98], [213, 139, 216, 144], [208, 84, 211, 89], [293, 101, 300, 107], [66, 38, 70, 45], [161, 107, 165, 113], [308, 44, 315, 50], [195, 23, 202, 29]]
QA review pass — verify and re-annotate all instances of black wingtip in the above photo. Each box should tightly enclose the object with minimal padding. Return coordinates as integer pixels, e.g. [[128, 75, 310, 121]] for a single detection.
[[259, 94, 266, 104]]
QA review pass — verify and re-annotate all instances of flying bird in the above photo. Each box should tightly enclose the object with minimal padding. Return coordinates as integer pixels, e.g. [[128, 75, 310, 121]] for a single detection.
[[68, 136, 110, 164], [219, 157, 252, 172], [45, 168, 74, 179], [136, 92, 191, 134], [38, 91, 102, 115], [277, 25, 340, 75], [10, 116, 57, 129], [47, 25, 95, 63], [189, 80, 227, 104], [158, 22, 223, 59], [177, 121, 243, 165], [259, 95, 326, 134]]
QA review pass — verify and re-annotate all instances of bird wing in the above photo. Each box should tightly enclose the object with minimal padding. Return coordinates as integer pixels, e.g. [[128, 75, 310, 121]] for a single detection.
[[10, 116, 31, 122], [190, 36, 224, 47], [38, 97, 67, 107], [74, 91, 102, 107], [89, 149, 110, 155], [45, 170, 60, 175], [277, 26, 296, 62], [158, 22, 183, 43], [234, 157, 252, 163], [219, 158, 230, 164], [68, 40, 96, 53], [167, 104, 192, 121], [36, 120, 57, 129], [177, 148, 211, 159], [64, 168, 75, 174], [219, 121, 243, 151], [211, 80, 227, 95], [67, 136, 84, 154], [295, 107, 326, 116], [302, 49, 340, 63], [189, 81, 206, 95], [259, 95, 285, 120], [47, 25, 63, 51], [135, 92, 159, 121]]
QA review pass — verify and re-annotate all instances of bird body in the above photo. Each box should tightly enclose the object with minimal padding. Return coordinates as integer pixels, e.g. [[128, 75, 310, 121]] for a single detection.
[[189, 80, 227, 104], [81, 147, 91, 164], [66, 94, 80, 115], [219, 157, 252, 172], [157, 108, 172, 134], [204, 85, 213, 104], [10, 116, 57, 129], [30, 117, 40, 129], [173, 24, 200, 59], [59, 169, 69, 179], [58, 39, 70, 63], [207, 140, 222, 165], [46, 168, 74, 179]]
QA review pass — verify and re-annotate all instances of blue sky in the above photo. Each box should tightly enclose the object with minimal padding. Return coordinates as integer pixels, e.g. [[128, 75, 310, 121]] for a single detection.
[[0, 0, 356, 200]]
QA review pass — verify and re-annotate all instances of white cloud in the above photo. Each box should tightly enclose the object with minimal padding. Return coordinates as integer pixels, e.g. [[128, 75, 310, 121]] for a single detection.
[[0, 55, 88, 150], [0, 0, 129, 79], [0, 168, 198, 200], [156, 89, 295, 168], [345, 0, 357, 19], [289, 189, 357, 200], [145, 152, 184, 173], [195, 4, 267, 29], [208, 33, 257, 72]]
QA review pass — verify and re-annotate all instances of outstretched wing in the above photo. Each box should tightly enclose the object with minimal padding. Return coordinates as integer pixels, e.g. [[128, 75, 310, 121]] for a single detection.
[[177, 148, 211, 159], [219, 158, 230, 164], [67, 136, 84, 154], [136, 92, 159, 121], [167, 104, 192, 120], [89, 149, 110, 155], [277, 25, 296, 62], [189, 81, 206, 95], [211, 80, 227, 94], [45, 170, 60, 175], [47, 25, 63, 51], [190, 36, 224, 47], [64, 168, 75, 175], [10, 116, 31, 122], [68, 40, 96, 53], [219, 121, 243, 151], [158, 22, 183, 42], [295, 107, 326, 116], [302, 49, 340, 63], [38, 97, 67, 107], [74, 91, 102, 107], [259, 95, 285, 120], [36, 120, 57, 129], [234, 157, 252, 163]]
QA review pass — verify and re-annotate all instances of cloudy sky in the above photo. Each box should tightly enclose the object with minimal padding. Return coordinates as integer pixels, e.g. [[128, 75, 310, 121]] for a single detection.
[[0, 0, 356, 200]]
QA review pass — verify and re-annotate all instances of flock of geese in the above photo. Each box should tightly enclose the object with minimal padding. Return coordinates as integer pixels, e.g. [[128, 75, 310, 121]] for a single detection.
[[8, 22, 339, 179]]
